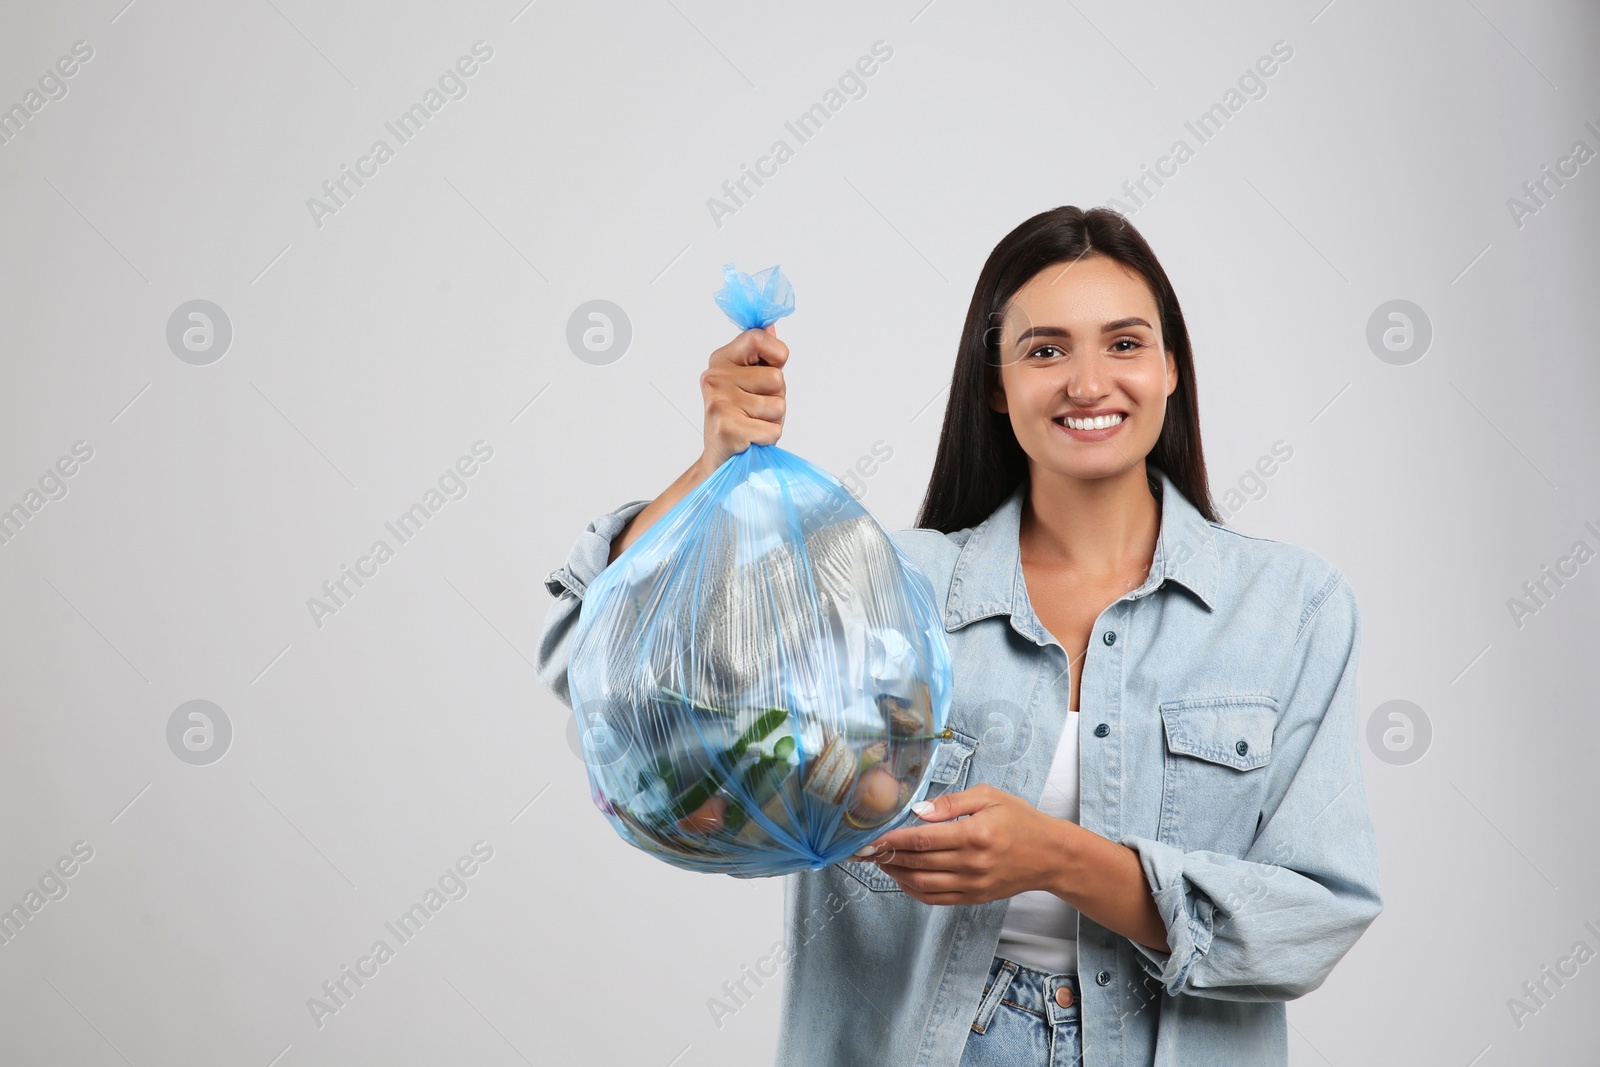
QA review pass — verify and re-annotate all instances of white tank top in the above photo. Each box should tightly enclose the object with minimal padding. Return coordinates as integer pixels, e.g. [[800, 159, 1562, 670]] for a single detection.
[[994, 710, 1082, 974]]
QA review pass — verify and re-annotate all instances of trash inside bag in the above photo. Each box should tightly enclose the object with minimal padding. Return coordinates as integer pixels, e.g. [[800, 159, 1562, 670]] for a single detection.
[[565, 264, 955, 877]]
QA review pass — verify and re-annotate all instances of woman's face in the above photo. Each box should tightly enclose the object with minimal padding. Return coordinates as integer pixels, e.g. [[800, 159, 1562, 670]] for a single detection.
[[989, 255, 1178, 483]]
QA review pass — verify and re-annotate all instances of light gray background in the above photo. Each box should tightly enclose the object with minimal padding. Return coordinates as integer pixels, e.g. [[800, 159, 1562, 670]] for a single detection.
[[1, 0, 1596, 1064]]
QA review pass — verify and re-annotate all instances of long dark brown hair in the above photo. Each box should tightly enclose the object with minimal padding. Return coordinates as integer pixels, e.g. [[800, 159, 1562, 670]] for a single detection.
[[914, 205, 1218, 532]]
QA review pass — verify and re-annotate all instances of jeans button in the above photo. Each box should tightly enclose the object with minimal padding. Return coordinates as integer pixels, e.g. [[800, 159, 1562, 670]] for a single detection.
[[1054, 985, 1074, 1008], [1236, 739, 1249, 756], [1103, 630, 1116, 645], [1093, 723, 1110, 738], [1096, 970, 1112, 986]]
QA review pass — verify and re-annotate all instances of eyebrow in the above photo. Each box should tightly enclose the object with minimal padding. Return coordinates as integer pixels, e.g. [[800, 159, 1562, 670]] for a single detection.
[[1012, 318, 1153, 345]]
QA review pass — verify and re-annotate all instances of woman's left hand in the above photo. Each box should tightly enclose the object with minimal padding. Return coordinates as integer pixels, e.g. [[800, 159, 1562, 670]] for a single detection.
[[858, 784, 1074, 905]]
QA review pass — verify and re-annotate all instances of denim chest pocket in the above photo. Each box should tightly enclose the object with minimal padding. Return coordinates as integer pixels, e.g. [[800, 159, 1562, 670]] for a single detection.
[[838, 726, 979, 893], [1157, 696, 1278, 853]]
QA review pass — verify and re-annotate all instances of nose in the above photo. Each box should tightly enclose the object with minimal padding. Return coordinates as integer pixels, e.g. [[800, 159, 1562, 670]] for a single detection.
[[1063, 359, 1108, 404]]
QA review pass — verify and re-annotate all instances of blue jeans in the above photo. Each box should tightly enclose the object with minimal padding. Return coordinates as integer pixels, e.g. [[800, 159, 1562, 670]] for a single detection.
[[959, 956, 1082, 1067]]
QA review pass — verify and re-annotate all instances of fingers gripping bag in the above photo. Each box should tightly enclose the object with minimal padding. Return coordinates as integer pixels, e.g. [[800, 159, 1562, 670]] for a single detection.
[[567, 263, 956, 877]]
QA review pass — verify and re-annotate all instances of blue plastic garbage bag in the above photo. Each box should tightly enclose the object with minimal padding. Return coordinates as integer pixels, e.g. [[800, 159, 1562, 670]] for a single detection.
[[566, 264, 955, 877]]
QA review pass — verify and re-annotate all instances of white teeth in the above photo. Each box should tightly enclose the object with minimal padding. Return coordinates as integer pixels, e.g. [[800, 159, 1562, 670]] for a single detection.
[[1061, 413, 1125, 430]]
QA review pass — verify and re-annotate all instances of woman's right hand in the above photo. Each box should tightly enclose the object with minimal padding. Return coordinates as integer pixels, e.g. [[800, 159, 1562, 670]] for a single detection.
[[695, 324, 788, 475], [608, 324, 789, 564]]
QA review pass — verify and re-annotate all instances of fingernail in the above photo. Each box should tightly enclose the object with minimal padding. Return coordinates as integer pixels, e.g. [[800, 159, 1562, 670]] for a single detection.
[[853, 844, 877, 858], [912, 801, 934, 817]]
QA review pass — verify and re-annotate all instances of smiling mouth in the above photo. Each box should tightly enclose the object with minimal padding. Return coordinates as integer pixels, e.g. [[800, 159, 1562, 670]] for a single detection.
[[1053, 412, 1127, 431]]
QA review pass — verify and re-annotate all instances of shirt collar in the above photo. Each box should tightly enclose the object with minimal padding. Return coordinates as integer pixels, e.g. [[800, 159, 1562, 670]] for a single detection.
[[942, 464, 1220, 637]]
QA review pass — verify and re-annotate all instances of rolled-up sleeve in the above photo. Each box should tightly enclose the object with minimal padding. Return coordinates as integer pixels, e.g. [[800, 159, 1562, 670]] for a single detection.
[[535, 499, 650, 709], [1120, 573, 1384, 1001]]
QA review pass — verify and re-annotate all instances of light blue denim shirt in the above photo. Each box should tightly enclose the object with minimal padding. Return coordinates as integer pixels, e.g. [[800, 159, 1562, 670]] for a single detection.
[[538, 463, 1383, 1067]]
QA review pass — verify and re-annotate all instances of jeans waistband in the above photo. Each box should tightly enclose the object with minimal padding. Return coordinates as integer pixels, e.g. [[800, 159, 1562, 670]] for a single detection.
[[977, 955, 1081, 1030]]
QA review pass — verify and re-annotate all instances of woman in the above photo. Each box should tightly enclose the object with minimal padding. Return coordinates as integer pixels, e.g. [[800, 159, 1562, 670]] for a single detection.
[[537, 206, 1383, 1067]]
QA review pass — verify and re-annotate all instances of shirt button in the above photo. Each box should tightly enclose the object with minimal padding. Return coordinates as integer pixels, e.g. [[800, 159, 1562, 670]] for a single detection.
[[1103, 630, 1117, 645], [1096, 970, 1112, 986], [1054, 985, 1074, 1008], [1093, 723, 1110, 738], [1236, 740, 1249, 756]]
